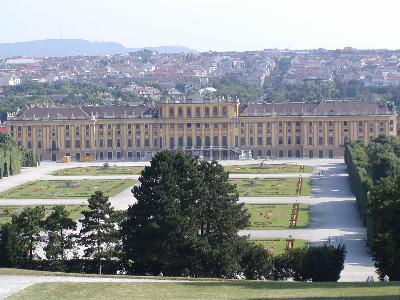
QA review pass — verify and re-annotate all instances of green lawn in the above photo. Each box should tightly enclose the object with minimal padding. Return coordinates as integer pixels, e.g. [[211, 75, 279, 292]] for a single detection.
[[0, 179, 136, 199], [245, 203, 309, 229], [53, 166, 144, 176], [231, 178, 311, 197], [0, 205, 87, 224], [224, 164, 313, 174], [251, 239, 308, 255], [8, 281, 400, 300]]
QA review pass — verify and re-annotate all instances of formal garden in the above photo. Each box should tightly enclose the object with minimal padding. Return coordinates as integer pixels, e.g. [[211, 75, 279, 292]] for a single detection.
[[224, 163, 313, 174], [0, 205, 87, 224], [251, 239, 308, 255], [52, 162, 313, 176], [245, 203, 309, 229], [231, 178, 311, 196], [0, 151, 346, 283], [52, 164, 144, 176], [0, 179, 136, 198]]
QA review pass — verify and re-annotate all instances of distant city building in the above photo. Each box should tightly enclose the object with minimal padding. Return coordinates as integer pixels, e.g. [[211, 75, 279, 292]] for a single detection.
[[0, 74, 21, 86], [6, 100, 397, 161]]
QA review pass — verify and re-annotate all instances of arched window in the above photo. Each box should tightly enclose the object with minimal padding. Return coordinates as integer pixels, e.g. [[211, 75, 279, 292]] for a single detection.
[[235, 135, 238, 147], [187, 136, 192, 147], [213, 106, 218, 116], [178, 136, 183, 147], [222, 106, 228, 116], [205, 136, 210, 146], [213, 136, 219, 146], [222, 136, 228, 146], [51, 140, 57, 151], [169, 108, 174, 117], [169, 137, 175, 149], [196, 136, 201, 147]]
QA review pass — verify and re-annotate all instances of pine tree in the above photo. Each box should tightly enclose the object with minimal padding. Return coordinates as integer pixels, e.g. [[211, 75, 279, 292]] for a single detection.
[[122, 150, 205, 275], [78, 191, 119, 274], [44, 206, 77, 269], [0, 222, 26, 267], [12, 206, 45, 264], [122, 151, 250, 278]]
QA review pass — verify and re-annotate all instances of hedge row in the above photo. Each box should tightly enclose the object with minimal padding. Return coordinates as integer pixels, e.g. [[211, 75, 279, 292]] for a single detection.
[[0, 133, 40, 179]]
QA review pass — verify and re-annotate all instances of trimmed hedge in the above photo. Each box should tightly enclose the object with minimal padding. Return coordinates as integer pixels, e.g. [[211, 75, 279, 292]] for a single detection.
[[345, 135, 400, 279], [0, 133, 39, 179]]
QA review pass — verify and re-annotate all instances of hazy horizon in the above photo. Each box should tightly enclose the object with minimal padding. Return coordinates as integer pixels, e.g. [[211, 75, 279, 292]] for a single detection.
[[2, 0, 400, 52]]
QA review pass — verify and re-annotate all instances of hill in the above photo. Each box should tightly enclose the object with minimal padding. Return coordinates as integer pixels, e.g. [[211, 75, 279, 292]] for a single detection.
[[0, 39, 198, 57]]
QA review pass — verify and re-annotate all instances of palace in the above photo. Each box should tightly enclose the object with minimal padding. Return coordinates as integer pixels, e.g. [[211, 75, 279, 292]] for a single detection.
[[5, 99, 397, 161]]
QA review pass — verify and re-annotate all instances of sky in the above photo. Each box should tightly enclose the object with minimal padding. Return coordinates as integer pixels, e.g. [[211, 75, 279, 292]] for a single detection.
[[1, 0, 400, 51]]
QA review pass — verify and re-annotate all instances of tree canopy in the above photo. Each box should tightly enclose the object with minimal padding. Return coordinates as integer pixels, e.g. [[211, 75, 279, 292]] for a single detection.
[[345, 135, 400, 279], [122, 150, 251, 277]]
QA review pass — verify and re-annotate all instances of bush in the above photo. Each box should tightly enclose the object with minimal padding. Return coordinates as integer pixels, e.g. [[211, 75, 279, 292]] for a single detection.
[[273, 244, 346, 282], [241, 242, 274, 280], [303, 244, 346, 282]]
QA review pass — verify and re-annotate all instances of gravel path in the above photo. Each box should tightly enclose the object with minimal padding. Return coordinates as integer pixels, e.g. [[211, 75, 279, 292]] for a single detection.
[[240, 162, 378, 282]]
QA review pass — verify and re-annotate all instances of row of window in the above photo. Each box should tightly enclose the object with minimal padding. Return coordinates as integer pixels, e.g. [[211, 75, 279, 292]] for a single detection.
[[11, 119, 393, 137], [24, 132, 383, 151], [166, 106, 229, 118]]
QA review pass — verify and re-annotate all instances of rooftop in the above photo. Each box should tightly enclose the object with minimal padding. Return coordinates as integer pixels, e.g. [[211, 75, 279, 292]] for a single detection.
[[239, 100, 395, 116], [6, 100, 396, 121]]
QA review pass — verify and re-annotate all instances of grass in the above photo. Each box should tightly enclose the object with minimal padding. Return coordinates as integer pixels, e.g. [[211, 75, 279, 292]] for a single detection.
[[0, 205, 87, 224], [245, 203, 309, 229], [230, 178, 311, 197], [8, 281, 400, 300], [0, 179, 136, 199], [251, 239, 308, 255], [224, 164, 313, 174], [53, 166, 144, 176]]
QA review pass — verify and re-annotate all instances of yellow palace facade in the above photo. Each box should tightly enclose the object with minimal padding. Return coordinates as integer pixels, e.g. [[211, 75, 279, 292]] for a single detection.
[[6, 99, 397, 161]]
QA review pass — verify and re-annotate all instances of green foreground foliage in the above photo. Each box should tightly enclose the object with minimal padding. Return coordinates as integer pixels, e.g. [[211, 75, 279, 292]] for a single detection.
[[10, 281, 400, 300], [345, 135, 400, 280], [0, 205, 86, 224], [122, 150, 252, 278]]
